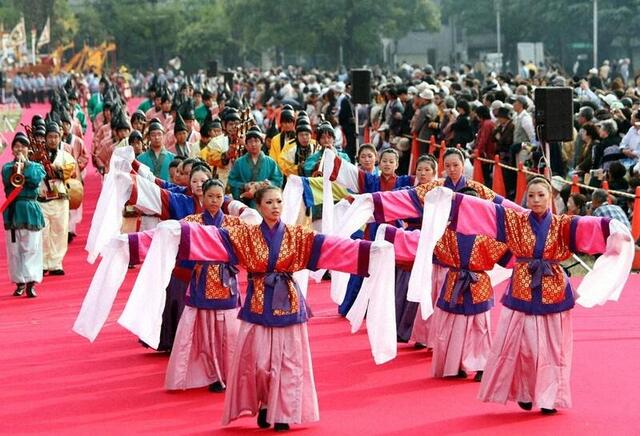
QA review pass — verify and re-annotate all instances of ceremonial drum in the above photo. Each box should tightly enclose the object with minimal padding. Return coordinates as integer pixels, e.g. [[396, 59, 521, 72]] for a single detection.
[[66, 178, 84, 210]]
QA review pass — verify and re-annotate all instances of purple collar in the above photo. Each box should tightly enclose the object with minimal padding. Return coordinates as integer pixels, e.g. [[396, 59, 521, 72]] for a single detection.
[[444, 176, 467, 192], [260, 220, 286, 271], [202, 209, 224, 227]]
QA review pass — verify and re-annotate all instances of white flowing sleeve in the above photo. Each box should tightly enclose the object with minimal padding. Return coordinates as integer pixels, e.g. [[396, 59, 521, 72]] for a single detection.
[[328, 194, 375, 304], [110, 145, 134, 173], [85, 170, 132, 263], [73, 235, 130, 341], [117, 221, 181, 348], [324, 148, 360, 192], [224, 198, 262, 224], [575, 219, 634, 308], [407, 187, 453, 320], [282, 175, 304, 225], [346, 240, 397, 364]]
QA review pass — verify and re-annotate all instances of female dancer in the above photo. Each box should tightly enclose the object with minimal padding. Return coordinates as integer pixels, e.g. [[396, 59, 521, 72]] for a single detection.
[[121, 186, 395, 431], [380, 187, 511, 380], [395, 155, 438, 344], [438, 176, 633, 413], [165, 179, 243, 393]]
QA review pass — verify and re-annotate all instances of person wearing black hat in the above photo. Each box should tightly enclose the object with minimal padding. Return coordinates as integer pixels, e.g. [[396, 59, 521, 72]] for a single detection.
[[136, 121, 175, 181], [130, 110, 147, 133], [137, 85, 157, 115], [159, 92, 174, 132], [113, 110, 132, 146], [145, 89, 163, 120], [39, 121, 78, 276], [67, 91, 87, 135], [60, 111, 89, 242], [278, 120, 317, 176], [195, 89, 215, 125], [268, 108, 296, 162], [2, 132, 46, 297], [172, 113, 193, 158], [128, 130, 145, 156], [201, 108, 243, 185], [182, 104, 201, 145], [228, 126, 283, 207], [92, 101, 114, 161], [302, 122, 350, 176]]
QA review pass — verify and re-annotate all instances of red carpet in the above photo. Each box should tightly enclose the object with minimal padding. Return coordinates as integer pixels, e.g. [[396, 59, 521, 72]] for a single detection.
[[0, 103, 639, 435]]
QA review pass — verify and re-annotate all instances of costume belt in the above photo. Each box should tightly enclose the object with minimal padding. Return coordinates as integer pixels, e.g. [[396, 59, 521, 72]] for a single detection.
[[250, 271, 298, 312], [516, 257, 559, 290], [447, 267, 479, 308]]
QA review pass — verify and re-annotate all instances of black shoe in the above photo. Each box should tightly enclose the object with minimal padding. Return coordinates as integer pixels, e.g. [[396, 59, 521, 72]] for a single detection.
[[26, 283, 37, 298], [397, 335, 409, 344], [49, 269, 65, 276], [518, 402, 533, 411], [42, 270, 49, 276], [474, 371, 483, 382], [274, 423, 290, 432], [414, 342, 427, 350], [257, 408, 270, 429], [68, 233, 76, 243], [456, 370, 467, 378], [208, 381, 225, 393], [13, 284, 25, 296], [541, 408, 557, 415]]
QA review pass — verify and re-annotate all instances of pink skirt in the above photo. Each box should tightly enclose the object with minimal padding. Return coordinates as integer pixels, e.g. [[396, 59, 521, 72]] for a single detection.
[[478, 307, 573, 410], [165, 306, 240, 390], [222, 321, 319, 426], [431, 307, 492, 377], [411, 264, 448, 347]]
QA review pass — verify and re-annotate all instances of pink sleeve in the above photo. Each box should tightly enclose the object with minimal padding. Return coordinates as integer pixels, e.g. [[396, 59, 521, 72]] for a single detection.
[[314, 235, 371, 276], [381, 226, 419, 263], [500, 197, 527, 212], [571, 216, 610, 255], [177, 222, 231, 262], [371, 189, 422, 222], [451, 193, 499, 239], [127, 229, 155, 265]]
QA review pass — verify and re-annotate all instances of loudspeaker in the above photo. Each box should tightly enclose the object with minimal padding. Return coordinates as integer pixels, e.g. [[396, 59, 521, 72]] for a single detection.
[[208, 60, 218, 77], [223, 71, 234, 85], [351, 69, 372, 104], [534, 87, 573, 142]]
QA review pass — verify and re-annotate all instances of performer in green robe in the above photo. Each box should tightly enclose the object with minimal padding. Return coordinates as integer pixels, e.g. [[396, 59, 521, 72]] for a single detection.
[[228, 126, 283, 207]]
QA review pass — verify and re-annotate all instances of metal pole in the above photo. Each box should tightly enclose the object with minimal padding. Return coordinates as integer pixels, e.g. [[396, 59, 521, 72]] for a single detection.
[[31, 28, 36, 65], [354, 103, 360, 148], [496, 0, 502, 56], [593, 0, 598, 68]]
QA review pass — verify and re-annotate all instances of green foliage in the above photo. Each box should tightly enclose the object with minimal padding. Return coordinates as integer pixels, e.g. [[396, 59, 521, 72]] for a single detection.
[[3, 0, 440, 69], [442, 0, 640, 67]]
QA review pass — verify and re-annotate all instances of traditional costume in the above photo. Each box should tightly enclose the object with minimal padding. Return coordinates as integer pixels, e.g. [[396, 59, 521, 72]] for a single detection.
[[433, 188, 633, 410], [39, 123, 77, 273], [2, 135, 46, 296], [165, 210, 244, 391], [379, 223, 511, 377]]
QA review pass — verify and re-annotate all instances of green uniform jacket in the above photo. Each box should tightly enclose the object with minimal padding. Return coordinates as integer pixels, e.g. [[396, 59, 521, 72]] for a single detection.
[[2, 161, 46, 231]]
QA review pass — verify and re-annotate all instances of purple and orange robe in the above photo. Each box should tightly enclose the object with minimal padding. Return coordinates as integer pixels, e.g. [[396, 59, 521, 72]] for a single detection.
[[449, 193, 619, 315], [120, 220, 398, 364], [369, 176, 514, 225], [178, 220, 371, 327], [182, 211, 242, 311], [383, 225, 511, 315]]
